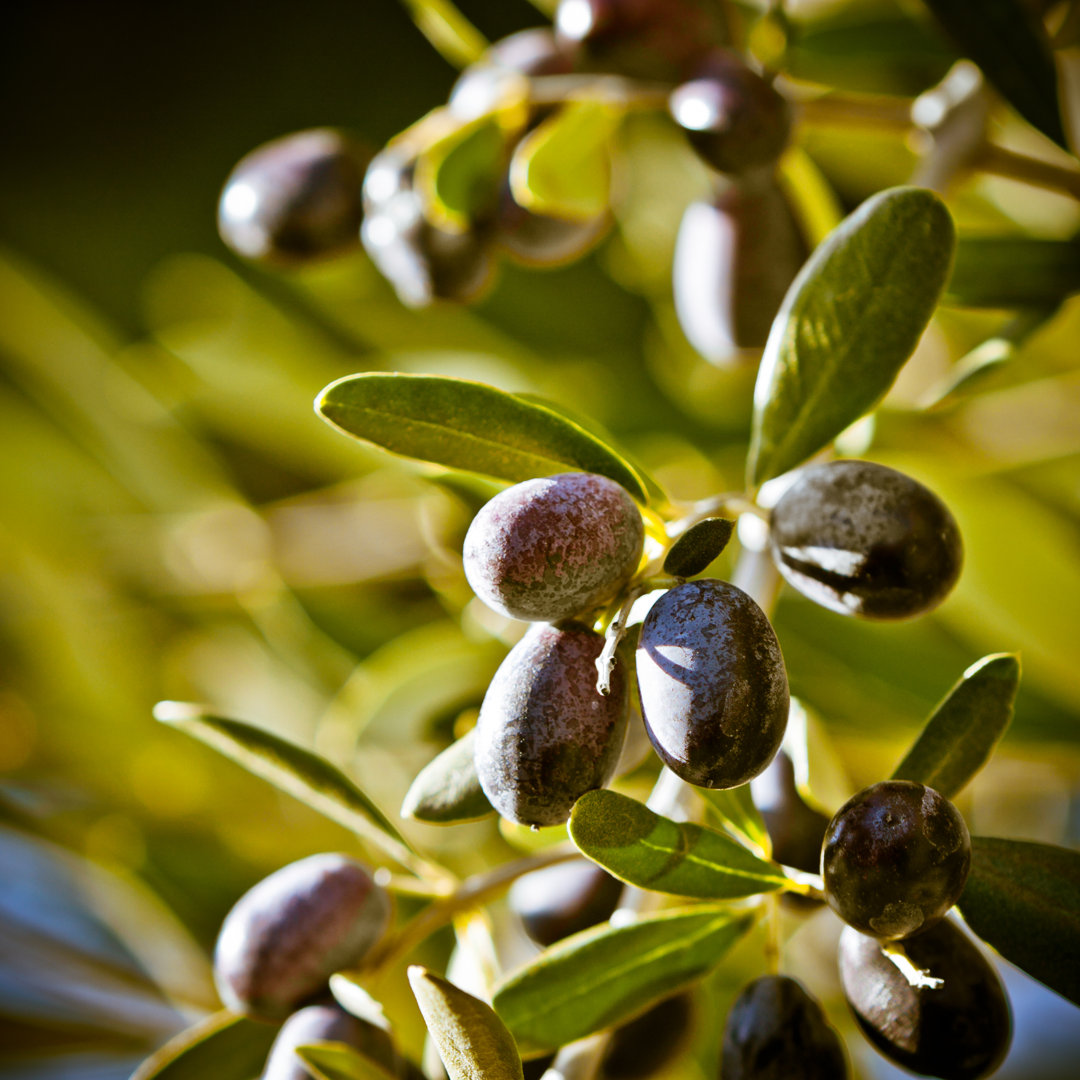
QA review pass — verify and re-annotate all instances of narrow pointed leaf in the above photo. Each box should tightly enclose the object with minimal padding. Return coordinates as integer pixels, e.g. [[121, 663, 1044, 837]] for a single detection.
[[959, 836, 1080, 1006], [946, 237, 1080, 308], [569, 789, 786, 898], [316, 373, 648, 503], [297, 1042, 400, 1080], [892, 654, 1020, 797], [154, 702, 412, 855], [697, 784, 770, 855], [923, 0, 1067, 149], [663, 518, 735, 578], [748, 186, 955, 486], [409, 966, 524, 1080], [493, 905, 754, 1054], [401, 729, 494, 824], [131, 1011, 279, 1080]]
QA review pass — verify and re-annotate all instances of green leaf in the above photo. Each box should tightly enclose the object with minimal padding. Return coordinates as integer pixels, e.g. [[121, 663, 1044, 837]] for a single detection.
[[316, 373, 648, 504], [409, 966, 524, 1080], [663, 518, 735, 578], [922, 0, 1067, 149], [297, 1042, 400, 1080], [131, 1011, 278, 1080], [154, 701, 413, 857], [509, 101, 621, 220], [892, 654, 1020, 797], [959, 836, 1080, 1006], [401, 728, 494, 824], [568, 789, 786, 898], [493, 905, 754, 1054], [946, 237, 1080, 308], [747, 186, 955, 486], [697, 784, 770, 856]]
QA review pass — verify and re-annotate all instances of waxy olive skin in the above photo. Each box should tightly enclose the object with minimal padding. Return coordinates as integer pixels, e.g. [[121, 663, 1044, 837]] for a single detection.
[[822, 780, 971, 940], [722, 975, 848, 1080], [636, 579, 789, 789], [463, 472, 644, 623], [769, 460, 963, 620], [214, 853, 391, 1021], [509, 857, 623, 946], [839, 920, 1011, 1080], [474, 623, 628, 827], [261, 1003, 398, 1080]]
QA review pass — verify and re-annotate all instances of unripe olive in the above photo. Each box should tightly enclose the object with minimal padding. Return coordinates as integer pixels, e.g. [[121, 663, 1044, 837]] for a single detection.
[[602, 993, 694, 1079], [214, 853, 391, 1021], [669, 51, 791, 175], [508, 857, 623, 946], [218, 129, 368, 267], [636, 579, 789, 789], [751, 750, 829, 878], [838, 920, 1011, 1080], [722, 975, 848, 1080], [261, 1003, 398, 1080], [463, 472, 644, 623], [673, 179, 806, 364], [768, 460, 963, 620], [822, 780, 971, 941], [474, 622, 629, 827]]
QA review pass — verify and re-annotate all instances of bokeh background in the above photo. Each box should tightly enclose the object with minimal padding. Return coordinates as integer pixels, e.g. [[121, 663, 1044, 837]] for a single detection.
[[2, 1, 1079, 1077]]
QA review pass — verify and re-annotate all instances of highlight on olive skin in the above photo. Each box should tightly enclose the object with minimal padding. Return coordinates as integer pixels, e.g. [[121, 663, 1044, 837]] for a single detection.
[[261, 1003, 400, 1080], [768, 460, 964, 620], [821, 779, 971, 941]]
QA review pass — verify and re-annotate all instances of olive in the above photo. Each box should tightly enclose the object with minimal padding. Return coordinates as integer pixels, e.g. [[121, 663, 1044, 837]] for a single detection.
[[722, 975, 847, 1080], [601, 993, 694, 1079], [494, 180, 611, 268], [218, 128, 368, 267], [214, 853, 391, 1021], [838, 920, 1011, 1080], [636, 579, 789, 789], [508, 857, 624, 946], [669, 50, 791, 176], [751, 750, 830, 877], [768, 460, 963, 620], [474, 622, 629, 827], [463, 472, 644, 624], [261, 1003, 399, 1080], [672, 178, 806, 365], [822, 780, 971, 940]]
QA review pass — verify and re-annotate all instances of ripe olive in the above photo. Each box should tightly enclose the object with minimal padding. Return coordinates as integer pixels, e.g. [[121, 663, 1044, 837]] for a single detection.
[[474, 622, 629, 827], [722, 975, 848, 1080], [214, 853, 391, 1021], [636, 579, 789, 789], [751, 750, 830, 877], [673, 179, 806, 365], [262, 1003, 399, 1080], [838, 920, 1011, 1080], [218, 129, 367, 267], [822, 780, 971, 941], [669, 50, 791, 176], [602, 993, 694, 1079], [508, 857, 623, 946], [768, 460, 963, 620], [495, 181, 611, 268], [463, 472, 644, 623]]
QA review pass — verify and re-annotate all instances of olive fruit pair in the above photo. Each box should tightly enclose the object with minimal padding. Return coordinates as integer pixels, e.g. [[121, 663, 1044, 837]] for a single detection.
[[214, 852, 391, 1020], [769, 460, 964, 621]]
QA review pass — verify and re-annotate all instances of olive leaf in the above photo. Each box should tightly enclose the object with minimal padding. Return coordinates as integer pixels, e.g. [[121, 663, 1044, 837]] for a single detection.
[[922, 0, 1067, 149], [747, 186, 955, 487], [697, 783, 770, 856], [959, 836, 1080, 1006], [663, 518, 735, 578], [316, 373, 648, 504], [401, 728, 494, 824], [130, 1011, 279, 1080], [892, 654, 1020, 797], [569, 789, 786, 898], [297, 1042, 401, 1080], [409, 966, 524, 1080], [493, 904, 754, 1054], [154, 702, 414, 861], [946, 237, 1080, 308]]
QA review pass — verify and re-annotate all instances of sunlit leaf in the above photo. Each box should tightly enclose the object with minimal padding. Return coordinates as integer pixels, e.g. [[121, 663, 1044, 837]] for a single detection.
[[401, 729, 493, 824], [697, 783, 770, 855], [409, 966, 524, 1080], [493, 905, 754, 1053], [297, 1042, 400, 1080], [316, 373, 648, 502], [131, 1011, 278, 1080], [959, 836, 1080, 1006], [946, 237, 1080, 308], [509, 101, 622, 220], [663, 518, 735, 578], [892, 654, 1019, 796], [747, 186, 955, 486], [568, 790, 786, 898]]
